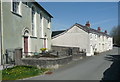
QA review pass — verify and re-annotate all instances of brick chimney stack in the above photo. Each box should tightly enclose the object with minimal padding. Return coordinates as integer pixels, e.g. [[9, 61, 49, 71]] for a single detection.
[[104, 30, 107, 33], [97, 27, 101, 31], [85, 21, 90, 28]]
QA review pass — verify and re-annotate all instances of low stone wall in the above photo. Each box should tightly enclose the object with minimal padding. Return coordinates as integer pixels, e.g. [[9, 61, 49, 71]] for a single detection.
[[72, 53, 86, 59], [51, 46, 80, 57], [14, 47, 86, 69], [19, 56, 72, 69]]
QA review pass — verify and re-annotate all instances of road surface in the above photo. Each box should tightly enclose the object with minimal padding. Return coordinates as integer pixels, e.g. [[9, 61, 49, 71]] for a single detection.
[[24, 47, 119, 80]]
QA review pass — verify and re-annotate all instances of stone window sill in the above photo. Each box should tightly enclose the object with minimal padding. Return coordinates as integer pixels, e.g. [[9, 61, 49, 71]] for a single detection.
[[11, 11, 22, 17], [30, 36, 37, 39]]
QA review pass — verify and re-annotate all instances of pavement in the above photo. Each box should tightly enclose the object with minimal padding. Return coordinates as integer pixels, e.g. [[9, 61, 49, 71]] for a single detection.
[[23, 47, 120, 80]]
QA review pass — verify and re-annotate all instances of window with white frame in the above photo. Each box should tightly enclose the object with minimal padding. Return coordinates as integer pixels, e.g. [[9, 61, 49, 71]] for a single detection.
[[25, 2, 28, 6], [40, 13, 42, 27], [95, 35, 97, 39], [23, 2, 28, 7], [31, 6, 36, 36], [89, 33, 92, 39], [40, 13, 42, 21], [98, 35, 100, 40], [40, 13, 43, 37], [47, 18, 51, 28], [44, 17, 48, 28], [12, 0, 20, 14], [102, 36, 104, 41]]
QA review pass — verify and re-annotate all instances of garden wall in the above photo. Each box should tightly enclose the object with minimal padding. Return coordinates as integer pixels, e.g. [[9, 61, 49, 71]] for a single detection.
[[19, 56, 72, 69], [51, 46, 86, 58], [14, 47, 86, 69], [72, 52, 86, 59]]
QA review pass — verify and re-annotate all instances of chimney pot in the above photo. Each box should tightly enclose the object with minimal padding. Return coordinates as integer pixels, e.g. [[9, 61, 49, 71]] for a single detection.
[[85, 21, 90, 28], [98, 27, 101, 31], [104, 30, 107, 33]]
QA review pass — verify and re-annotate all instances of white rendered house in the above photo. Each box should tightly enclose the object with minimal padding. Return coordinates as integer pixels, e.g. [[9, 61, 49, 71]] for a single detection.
[[52, 21, 113, 56]]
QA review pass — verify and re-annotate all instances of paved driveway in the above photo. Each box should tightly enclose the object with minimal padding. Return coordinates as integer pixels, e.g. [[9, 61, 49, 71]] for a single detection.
[[24, 47, 119, 80]]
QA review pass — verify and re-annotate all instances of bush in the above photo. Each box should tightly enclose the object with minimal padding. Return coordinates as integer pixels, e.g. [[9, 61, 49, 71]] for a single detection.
[[40, 48, 46, 51], [2, 65, 48, 80]]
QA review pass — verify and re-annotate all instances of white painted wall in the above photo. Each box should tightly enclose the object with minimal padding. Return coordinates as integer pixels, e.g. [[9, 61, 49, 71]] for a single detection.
[[89, 32, 113, 55], [52, 25, 90, 55], [52, 25, 113, 56], [2, 2, 52, 58]]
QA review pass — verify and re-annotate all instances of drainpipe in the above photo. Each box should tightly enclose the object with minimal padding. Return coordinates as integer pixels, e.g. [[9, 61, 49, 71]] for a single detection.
[[1, 0, 4, 65], [0, 0, 2, 65], [0, 0, 1, 65]]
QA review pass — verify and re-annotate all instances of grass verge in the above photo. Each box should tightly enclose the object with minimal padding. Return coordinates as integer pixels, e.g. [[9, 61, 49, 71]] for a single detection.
[[2, 65, 48, 80], [0, 70, 2, 80]]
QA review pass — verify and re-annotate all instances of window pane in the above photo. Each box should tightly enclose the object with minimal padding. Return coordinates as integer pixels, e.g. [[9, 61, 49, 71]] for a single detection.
[[40, 13, 42, 19], [12, 0, 20, 13], [25, 2, 28, 5], [32, 7, 35, 36]]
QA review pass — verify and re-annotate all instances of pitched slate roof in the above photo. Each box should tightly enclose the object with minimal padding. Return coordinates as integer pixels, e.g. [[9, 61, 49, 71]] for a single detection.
[[52, 23, 111, 39], [52, 30, 66, 37], [75, 23, 111, 37], [33, 2, 53, 18]]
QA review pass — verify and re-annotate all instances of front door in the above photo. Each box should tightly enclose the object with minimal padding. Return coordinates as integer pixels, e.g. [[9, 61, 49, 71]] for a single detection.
[[24, 37, 28, 53], [44, 39, 46, 48]]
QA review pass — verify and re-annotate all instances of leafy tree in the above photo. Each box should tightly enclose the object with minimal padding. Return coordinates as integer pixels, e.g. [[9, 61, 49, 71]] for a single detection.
[[110, 26, 120, 46]]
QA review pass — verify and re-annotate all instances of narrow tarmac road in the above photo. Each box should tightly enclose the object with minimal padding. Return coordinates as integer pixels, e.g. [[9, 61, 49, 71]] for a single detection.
[[25, 47, 119, 80]]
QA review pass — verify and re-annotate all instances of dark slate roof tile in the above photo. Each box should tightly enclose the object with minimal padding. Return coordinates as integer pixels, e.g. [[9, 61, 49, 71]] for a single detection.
[[52, 23, 111, 38], [52, 30, 66, 37]]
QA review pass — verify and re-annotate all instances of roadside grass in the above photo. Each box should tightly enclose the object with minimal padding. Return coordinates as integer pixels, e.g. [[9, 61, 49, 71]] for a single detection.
[[0, 70, 2, 80], [2, 65, 48, 80]]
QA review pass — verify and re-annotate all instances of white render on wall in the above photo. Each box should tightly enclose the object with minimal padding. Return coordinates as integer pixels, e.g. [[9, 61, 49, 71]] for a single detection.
[[88, 32, 113, 56], [1, 1, 53, 62], [52, 26, 89, 51], [52, 23, 113, 56]]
